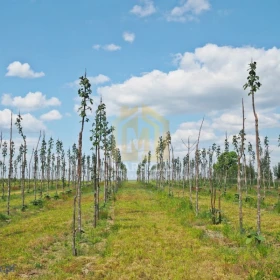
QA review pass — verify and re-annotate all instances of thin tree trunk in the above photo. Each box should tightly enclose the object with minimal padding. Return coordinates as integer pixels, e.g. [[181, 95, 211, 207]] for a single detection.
[[252, 93, 261, 235], [7, 112, 13, 215], [238, 98, 245, 232], [195, 117, 204, 216], [21, 140, 27, 210]]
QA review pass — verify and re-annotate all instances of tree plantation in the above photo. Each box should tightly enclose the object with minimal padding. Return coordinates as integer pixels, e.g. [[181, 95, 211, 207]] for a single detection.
[[0, 75, 129, 278], [0, 57, 280, 279]]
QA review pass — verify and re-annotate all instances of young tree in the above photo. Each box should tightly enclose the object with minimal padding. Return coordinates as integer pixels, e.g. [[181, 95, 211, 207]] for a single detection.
[[67, 148, 71, 191], [56, 139, 62, 195], [2, 141, 7, 198], [248, 142, 255, 188], [243, 61, 262, 235], [46, 137, 54, 196], [7, 112, 14, 215], [262, 136, 271, 192], [273, 163, 280, 180], [90, 100, 106, 227], [165, 131, 172, 194], [232, 100, 245, 233], [157, 136, 165, 190], [223, 135, 229, 194], [33, 147, 39, 201], [40, 133, 47, 198], [195, 118, 204, 216], [208, 145, 217, 224], [61, 148, 66, 191], [33, 132, 41, 201], [15, 113, 27, 211], [73, 73, 93, 256], [147, 151, 151, 184]]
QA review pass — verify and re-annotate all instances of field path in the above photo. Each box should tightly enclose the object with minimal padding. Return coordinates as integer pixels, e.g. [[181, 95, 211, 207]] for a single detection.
[[90, 182, 242, 280]]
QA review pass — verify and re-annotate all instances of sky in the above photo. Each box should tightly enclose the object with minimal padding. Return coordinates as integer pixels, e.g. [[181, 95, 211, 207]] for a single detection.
[[1, 0, 280, 179]]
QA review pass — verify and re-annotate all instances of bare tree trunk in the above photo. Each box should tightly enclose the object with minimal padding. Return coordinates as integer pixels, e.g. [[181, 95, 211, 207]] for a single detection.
[[168, 144, 171, 195], [104, 150, 107, 203], [93, 145, 98, 228], [171, 145, 174, 196], [252, 93, 261, 235], [244, 154, 248, 196], [188, 138, 192, 203], [77, 131, 83, 233], [97, 148, 101, 220], [238, 99, 245, 232], [7, 112, 13, 215], [72, 195, 77, 256], [21, 139, 27, 210], [195, 117, 204, 216]]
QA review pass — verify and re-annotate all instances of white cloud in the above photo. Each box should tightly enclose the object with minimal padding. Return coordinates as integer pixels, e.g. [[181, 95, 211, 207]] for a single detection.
[[95, 43, 280, 169], [212, 109, 280, 134], [92, 44, 101, 50], [123, 32, 135, 43], [171, 120, 218, 151], [89, 74, 111, 84], [93, 44, 121, 51], [97, 44, 280, 117], [167, 0, 210, 22], [5, 61, 45, 78], [1, 92, 61, 112], [0, 109, 46, 133], [67, 74, 110, 88], [40, 110, 62, 121], [130, 0, 156, 17], [103, 44, 121, 51]]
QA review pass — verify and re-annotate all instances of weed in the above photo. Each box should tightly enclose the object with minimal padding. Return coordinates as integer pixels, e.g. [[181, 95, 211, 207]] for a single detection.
[[198, 209, 212, 220], [31, 199, 43, 206], [99, 210, 108, 220], [246, 229, 265, 245], [35, 262, 43, 269], [0, 213, 9, 221], [274, 201, 280, 213]]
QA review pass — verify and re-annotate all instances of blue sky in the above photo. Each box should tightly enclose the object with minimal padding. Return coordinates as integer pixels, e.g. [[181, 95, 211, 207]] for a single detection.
[[1, 0, 280, 178]]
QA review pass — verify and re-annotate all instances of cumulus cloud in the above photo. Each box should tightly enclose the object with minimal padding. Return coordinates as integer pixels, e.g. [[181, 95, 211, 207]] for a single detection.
[[123, 32, 135, 43], [170, 120, 218, 153], [0, 109, 46, 133], [40, 110, 62, 121], [212, 110, 280, 134], [89, 75, 110, 84], [5, 61, 45, 78], [167, 0, 210, 22], [67, 74, 110, 88], [95, 43, 280, 168], [1, 92, 61, 112], [97, 44, 280, 117], [130, 0, 156, 17]]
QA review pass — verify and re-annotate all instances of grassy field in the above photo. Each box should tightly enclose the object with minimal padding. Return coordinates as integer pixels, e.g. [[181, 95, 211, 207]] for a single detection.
[[0, 181, 280, 279]]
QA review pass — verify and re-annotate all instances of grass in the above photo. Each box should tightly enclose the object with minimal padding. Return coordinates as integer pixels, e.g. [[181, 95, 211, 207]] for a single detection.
[[0, 181, 280, 279]]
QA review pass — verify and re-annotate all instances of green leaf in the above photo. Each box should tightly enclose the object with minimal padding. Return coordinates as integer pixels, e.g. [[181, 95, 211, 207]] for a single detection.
[[256, 235, 265, 242], [246, 238, 252, 244]]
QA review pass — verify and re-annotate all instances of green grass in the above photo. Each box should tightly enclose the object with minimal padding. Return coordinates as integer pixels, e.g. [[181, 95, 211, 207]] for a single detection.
[[0, 181, 280, 279]]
